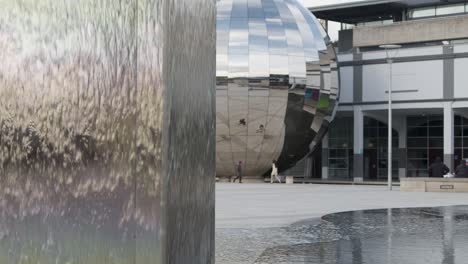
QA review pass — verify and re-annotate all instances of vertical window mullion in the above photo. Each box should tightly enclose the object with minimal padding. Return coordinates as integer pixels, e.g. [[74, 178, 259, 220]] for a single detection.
[[462, 118, 464, 159], [427, 117, 430, 173]]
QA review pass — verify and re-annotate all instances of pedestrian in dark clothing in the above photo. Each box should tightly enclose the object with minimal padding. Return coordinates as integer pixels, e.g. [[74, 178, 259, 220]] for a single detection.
[[428, 157, 449, 177], [455, 159, 468, 178], [233, 161, 243, 183]]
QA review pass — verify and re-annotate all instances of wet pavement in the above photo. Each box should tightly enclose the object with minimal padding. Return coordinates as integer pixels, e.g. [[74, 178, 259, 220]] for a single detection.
[[217, 206, 468, 264]]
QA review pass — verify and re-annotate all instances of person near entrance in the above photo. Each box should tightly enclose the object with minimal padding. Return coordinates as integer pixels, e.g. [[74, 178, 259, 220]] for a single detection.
[[270, 160, 281, 183], [428, 157, 449, 178], [455, 159, 468, 178], [233, 161, 243, 183]]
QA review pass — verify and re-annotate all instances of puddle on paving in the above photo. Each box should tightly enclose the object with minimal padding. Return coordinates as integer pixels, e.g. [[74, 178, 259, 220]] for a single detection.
[[255, 206, 468, 264]]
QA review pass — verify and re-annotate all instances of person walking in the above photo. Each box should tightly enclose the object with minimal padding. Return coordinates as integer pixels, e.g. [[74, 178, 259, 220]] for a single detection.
[[428, 157, 449, 178], [270, 160, 281, 183], [233, 161, 243, 183], [455, 159, 468, 178]]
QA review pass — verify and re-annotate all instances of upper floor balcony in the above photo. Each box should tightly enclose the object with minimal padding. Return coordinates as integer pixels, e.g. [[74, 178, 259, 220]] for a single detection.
[[347, 14, 468, 50], [311, 0, 468, 53]]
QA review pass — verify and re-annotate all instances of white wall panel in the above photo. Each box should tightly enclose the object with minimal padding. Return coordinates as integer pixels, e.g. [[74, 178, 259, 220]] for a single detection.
[[338, 53, 353, 62], [455, 58, 468, 98], [339, 66, 353, 103], [454, 44, 468, 53], [362, 46, 443, 60], [362, 60, 443, 102]]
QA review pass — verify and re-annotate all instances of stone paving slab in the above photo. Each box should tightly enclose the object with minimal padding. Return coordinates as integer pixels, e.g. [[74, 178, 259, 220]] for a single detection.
[[216, 183, 468, 229], [215, 183, 468, 263]]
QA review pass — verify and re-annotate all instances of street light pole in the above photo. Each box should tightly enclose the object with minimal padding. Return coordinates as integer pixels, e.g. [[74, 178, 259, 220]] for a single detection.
[[388, 54, 393, 191], [380, 44, 401, 191]]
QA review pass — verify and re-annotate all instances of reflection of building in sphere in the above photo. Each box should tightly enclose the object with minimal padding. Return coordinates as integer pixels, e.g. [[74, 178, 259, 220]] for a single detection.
[[216, 0, 339, 177]]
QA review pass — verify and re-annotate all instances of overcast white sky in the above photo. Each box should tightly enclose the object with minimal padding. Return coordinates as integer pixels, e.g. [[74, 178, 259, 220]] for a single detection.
[[299, 0, 369, 40]]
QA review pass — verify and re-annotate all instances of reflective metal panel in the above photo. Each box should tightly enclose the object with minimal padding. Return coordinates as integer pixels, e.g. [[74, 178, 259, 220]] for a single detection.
[[216, 0, 339, 177]]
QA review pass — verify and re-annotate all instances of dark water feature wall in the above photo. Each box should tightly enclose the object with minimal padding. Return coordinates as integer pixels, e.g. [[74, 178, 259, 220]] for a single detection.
[[0, 0, 215, 263], [162, 0, 216, 263]]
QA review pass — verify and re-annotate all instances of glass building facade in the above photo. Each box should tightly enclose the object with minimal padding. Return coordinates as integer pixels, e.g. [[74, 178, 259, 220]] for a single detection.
[[454, 116, 468, 168], [409, 3, 468, 19], [407, 116, 444, 177], [328, 116, 353, 180], [326, 115, 468, 180]]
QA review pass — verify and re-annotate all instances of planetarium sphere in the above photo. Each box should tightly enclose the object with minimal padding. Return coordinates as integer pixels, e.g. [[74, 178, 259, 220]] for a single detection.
[[216, 0, 339, 177]]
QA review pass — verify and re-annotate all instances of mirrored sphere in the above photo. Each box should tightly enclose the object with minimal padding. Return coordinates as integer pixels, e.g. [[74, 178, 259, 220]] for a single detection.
[[216, 0, 339, 177]]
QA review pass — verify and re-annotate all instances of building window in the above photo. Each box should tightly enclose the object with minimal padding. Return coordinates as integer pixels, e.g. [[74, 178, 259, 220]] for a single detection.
[[363, 117, 398, 180], [356, 19, 394, 27], [408, 3, 468, 19], [328, 116, 353, 180], [407, 116, 443, 177], [340, 23, 355, 30], [409, 7, 436, 18], [436, 3, 466, 16], [454, 115, 468, 168]]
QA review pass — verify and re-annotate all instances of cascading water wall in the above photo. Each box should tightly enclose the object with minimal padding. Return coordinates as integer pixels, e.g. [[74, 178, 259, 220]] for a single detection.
[[0, 0, 215, 263]]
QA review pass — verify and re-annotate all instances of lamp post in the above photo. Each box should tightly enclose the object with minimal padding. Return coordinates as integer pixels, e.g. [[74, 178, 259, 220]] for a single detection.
[[379, 44, 401, 191]]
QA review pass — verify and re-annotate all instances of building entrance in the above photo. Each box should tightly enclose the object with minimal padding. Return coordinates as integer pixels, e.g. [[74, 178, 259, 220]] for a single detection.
[[364, 149, 378, 180], [363, 117, 398, 180]]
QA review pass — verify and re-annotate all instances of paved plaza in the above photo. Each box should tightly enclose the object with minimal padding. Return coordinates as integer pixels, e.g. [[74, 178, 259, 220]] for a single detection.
[[216, 183, 468, 263]]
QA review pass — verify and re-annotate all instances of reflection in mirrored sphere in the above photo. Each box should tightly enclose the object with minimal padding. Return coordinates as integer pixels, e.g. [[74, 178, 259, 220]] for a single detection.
[[216, 0, 339, 177]]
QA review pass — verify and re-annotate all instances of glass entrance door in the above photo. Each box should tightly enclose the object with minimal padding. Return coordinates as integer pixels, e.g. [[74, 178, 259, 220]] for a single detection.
[[364, 117, 398, 181]]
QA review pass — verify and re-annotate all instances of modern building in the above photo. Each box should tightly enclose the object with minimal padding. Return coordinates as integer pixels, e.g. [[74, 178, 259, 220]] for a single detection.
[[301, 0, 468, 182]]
